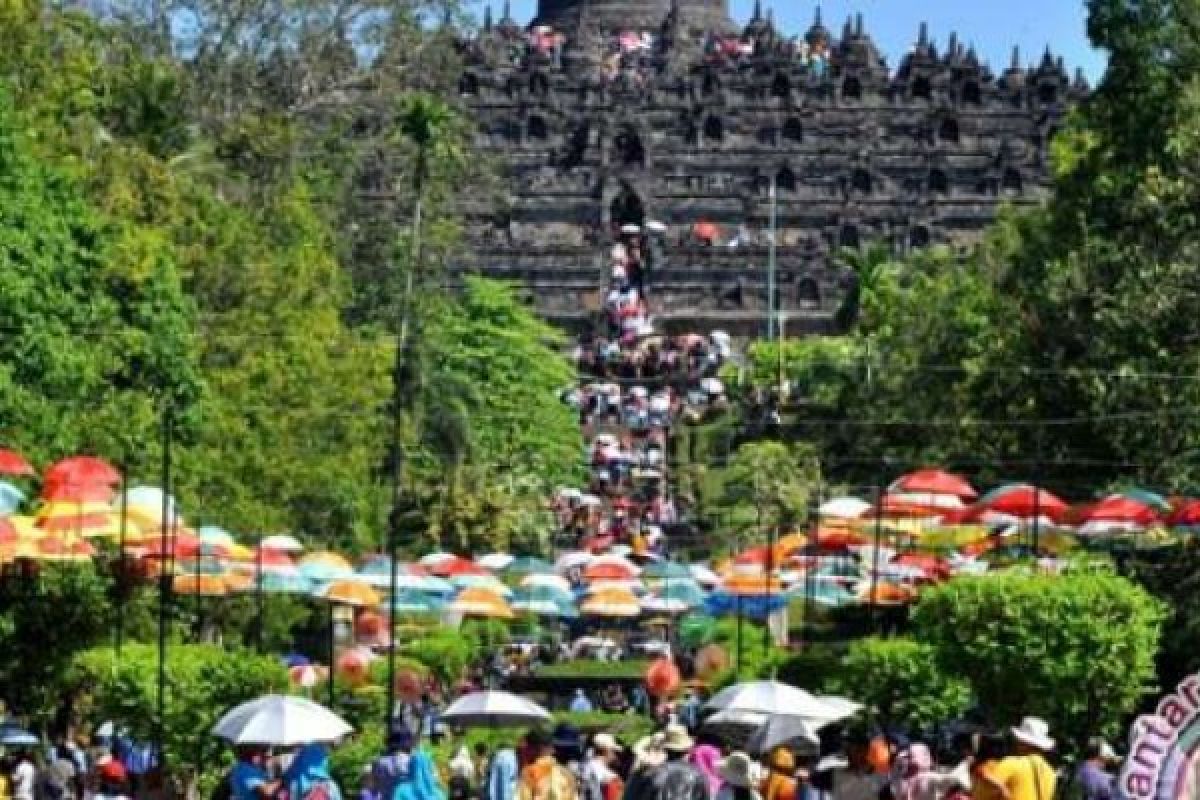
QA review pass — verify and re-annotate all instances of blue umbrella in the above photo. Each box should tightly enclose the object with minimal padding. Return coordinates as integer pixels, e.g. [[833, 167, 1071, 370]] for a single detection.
[[655, 581, 708, 607], [512, 585, 574, 606], [642, 561, 692, 580], [504, 556, 554, 576], [255, 572, 312, 594], [0, 482, 25, 515], [0, 725, 38, 747], [282, 654, 310, 668], [386, 590, 445, 614], [299, 562, 354, 583]]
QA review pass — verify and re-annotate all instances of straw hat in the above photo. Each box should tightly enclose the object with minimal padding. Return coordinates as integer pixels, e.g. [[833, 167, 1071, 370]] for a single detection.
[[719, 752, 764, 788], [660, 723, 694, 753], [593, 733, 624, 753], [1011, 717, 1055, 752], [633, 734, 666, 769]]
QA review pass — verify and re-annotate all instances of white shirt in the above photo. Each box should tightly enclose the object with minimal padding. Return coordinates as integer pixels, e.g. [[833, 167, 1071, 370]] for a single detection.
[[13, 760, 36, 800]]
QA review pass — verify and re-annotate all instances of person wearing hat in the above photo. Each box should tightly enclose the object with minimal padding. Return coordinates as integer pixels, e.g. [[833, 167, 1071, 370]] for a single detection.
[[484, 741, 519, 800], [1076, 738, 1118, 800], [516, 729, 578, 800], [582, 735, 623, 800], [986, 719, 1056, 800], [715, 753, 763, 800], [641, 725, 708, 800]]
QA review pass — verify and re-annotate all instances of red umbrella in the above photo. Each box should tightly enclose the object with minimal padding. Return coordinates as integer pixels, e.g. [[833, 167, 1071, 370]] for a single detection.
[[0, 449, 34, 477], [874, 495, 948, 518], [1168, 500, 1200, 528], [40, 481, 116, 503], [1076, 495, 1158, 526], [43, 456, 120, 489], [427, 556, 488, 577], [890, 469, 977, 499], [692, 221, 720, 242], [584, 561, 638, 582], [977, 484, 1068, 521], [734, 546, 770, 566], [892, 553, 951, 581]]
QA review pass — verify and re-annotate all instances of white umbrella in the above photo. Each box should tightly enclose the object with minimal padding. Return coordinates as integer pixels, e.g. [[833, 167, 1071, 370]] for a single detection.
[[689, 564, 722, 586], [590, 554, 641, 573], [819, 497, 872, 519], [478, 553, 515, 571], [888, 492, 966, 511], [419, 551, 456, 566], [521, 574, 572, 592], [641, 596, 689, 614], [556, 552, 594, 572], [706, 681, 860, 725], [747, 716, 819, 754], [645, 220, 668, 234], [440, 691, 551, 729], [212, 695, 353, 746], [620, 224, 641, 234], [261, 534, 305, 553]]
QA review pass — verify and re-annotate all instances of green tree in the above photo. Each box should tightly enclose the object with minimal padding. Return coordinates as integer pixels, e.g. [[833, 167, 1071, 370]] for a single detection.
[[821, 638, 972, 734], [913, 573, 1165, 749], [716, 441, 822, 547]]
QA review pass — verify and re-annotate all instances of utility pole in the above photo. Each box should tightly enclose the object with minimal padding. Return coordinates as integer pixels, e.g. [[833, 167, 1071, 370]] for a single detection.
[[155, 402, 173, 774], [766, 176, 778, 340]]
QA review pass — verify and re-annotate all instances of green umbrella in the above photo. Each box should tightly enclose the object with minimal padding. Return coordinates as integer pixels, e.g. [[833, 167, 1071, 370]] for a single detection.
[[1119, 488, 1172, 512], [642, 561, 692, 580], [678, 614, 717, 647], [504, 556, 555, 576]]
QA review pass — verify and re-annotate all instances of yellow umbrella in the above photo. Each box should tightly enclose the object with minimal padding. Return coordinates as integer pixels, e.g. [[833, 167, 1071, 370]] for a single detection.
[[580, 587, 641, 617], [450, 587, 514, 619], [318, 579, 382, 608], [32, 536, 96, 563], [172, 573, 230, 597], [722, 573, 785, 597]]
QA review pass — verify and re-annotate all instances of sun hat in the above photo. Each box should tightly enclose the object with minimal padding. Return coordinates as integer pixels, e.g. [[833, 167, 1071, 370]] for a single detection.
[[1011, 717, 1055, 752], [633, 734, 667, 769], [661, 723, 695, 753], [593, 733, 624, 753], [718, 752, 763, 788]]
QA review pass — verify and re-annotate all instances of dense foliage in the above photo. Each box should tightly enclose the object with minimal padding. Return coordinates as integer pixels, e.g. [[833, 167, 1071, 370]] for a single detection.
[[913, 573, 1164, 748]]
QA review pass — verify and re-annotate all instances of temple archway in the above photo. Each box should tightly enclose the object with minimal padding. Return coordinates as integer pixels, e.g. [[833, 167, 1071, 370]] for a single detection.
[[913, 76, 932, 100], [615, 127, 645, 168], [851, 168, 872, 194], [910, 226, 931, 248], [1002, 167, 1023, 193], [839, 224, 861, 249], [929, 168, 949, 194], [704, 115, 725, 143], [772, 73, 792, 99], [1038, 83, 1058, 104], [527, 115, 548, 140], [843, 76, 862, 100], [782, 118, 803, 143], [776, 166, 797, 192], [962, 81, 982, 106], [610, 185, 645, 229], [939, 117, 960, 143], [459, 73, 480, 96], [796, 277, 821, 307]]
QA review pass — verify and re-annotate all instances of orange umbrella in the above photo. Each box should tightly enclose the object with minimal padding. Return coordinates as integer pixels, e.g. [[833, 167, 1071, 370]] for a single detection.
[[692, 221, 720, 242], [584, 561, 638, 582], [722, 573, 785, 596], [31, 536, 95, 562], [580, 587, 641, 617], [172, 573, 230, 597], [318, 580, 381, 608], [860, 582, 917, 606], [451, 587, 513, 619]]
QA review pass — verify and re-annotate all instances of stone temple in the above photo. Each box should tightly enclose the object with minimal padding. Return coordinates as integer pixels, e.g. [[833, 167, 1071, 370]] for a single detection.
[[453, 0, 1086, 334]]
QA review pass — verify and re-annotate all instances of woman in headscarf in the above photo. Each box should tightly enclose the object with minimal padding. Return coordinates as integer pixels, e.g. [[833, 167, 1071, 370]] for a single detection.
[[448, 747, 475, 800], [284, 745, 343, 800], [394, 750, 446, 800], [688, 739, 723, 800], [887, 744, 963, 800]]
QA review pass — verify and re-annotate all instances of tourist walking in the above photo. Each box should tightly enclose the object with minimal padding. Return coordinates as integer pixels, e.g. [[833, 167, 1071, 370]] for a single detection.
[[485, 745, 519, 800], [285, 744, 343, 800], [688, 738, 722, 800], [582, 735, 623, 800], [373, 729, 416, 800], [715, 754, 763, 800], [644, 725, 708, 800], [986, 719, 1057, 800], [517, 730, 578, 800], [1076, 739, 1118, 800]]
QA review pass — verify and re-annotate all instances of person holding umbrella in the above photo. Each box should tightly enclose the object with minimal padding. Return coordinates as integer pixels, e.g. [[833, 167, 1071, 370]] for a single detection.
[[285, 744, 342, 800], [231, 746, 280, 800]]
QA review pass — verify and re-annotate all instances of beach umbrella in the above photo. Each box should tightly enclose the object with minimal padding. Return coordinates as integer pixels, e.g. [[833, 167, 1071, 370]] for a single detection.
[[419, 551, 457, 566], [451, 587, 514, 619], [678, 615, 717, 647], [27, 536, 95, 562], [0, 725, 39, 747], [172, 574, 230, 597], [440, 691, 551, 728], [653, 581, 707, 607], [477, 553, 515, 571], [244, 571, 311, 594], [451, 574, 513, 596], [584, 579, 646, 595], [889, 469, 977, 499], [689, 564, 722, 586], [580, 587, 641, 617], [511, 589, 577, 618], [288, 664, 328, 690], [385, 590, 444, 614], [692, 221, 720, 241], [1076, 495, 1159, 528], [211, 695, 353, 746], [520, 573, 572, 592], [0, 449, 34, 477], [513, 584, 574, 606], [641, 595, 690, 614], [0, 482, 25, 515], [1169, 501, 1200, 529], [316, 580, 381, 608], [35, 502, 127, 539], [299, 552, 354, 582], [975, 484, 1068, 521], [722, 573, 785, 596], [555, 551, 594, 572], [1119, 488, 1172, 513], [584, 560, 639, 582], [707, 681, 860, 724], [818, 497, 871, 519], [428, 556, 489, 577], [262, 534, 305, 553], [197, 526, 237, 549], [642, 561, 692, 580], [44, 456, 120, 488], [503, 556, 554, 576]]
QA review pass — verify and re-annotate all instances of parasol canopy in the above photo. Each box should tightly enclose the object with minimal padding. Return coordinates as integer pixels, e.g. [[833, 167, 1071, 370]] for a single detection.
[[439, 691, 551, 729], [212, 695, 353, 746]]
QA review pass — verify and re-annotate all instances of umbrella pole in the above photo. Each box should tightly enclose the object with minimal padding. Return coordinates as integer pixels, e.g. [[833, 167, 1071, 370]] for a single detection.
[[155, 402, 173, 776], [327, 601, 337, 708], [386, 526, 399, 730], [735, 594, 742, 679], [115, 459, 129, 660], [255, 533, 264, 652], [871, 484, 884, 634]]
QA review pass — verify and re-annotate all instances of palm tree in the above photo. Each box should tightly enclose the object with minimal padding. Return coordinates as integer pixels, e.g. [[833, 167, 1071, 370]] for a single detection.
[[385, 92, 466, 725]]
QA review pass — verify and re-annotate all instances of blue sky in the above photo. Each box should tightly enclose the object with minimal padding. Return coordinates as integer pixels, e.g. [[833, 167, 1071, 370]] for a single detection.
[[485, 0, 1108, 83]]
